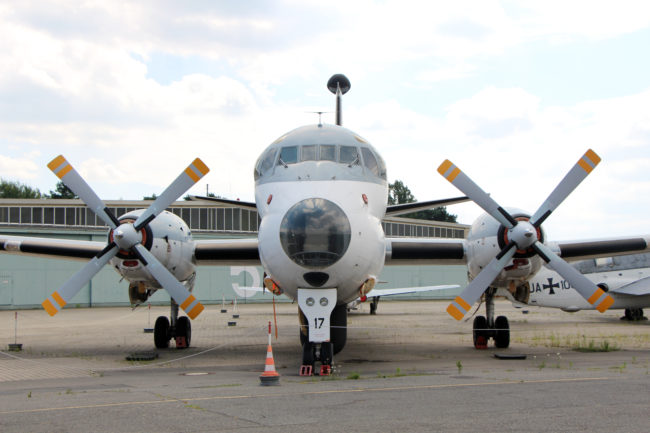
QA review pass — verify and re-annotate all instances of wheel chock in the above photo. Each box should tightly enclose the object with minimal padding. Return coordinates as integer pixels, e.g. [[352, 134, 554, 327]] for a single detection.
[[175, 336, 187, 349], [299, 365, 313, 376], [474, 336, 488, 350], [319, 365, 332, 376]]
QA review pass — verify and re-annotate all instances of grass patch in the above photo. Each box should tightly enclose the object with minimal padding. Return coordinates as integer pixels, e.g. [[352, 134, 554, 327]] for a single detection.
[[573, 337, 620, 352]]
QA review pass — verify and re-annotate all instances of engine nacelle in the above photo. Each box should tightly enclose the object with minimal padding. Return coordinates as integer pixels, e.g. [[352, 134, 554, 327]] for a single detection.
[[466, 210, 543, 289], [108, 209, 197, 290]]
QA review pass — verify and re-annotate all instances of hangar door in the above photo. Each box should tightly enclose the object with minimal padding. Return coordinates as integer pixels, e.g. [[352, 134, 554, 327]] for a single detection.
[[0, 272, 12, 305]]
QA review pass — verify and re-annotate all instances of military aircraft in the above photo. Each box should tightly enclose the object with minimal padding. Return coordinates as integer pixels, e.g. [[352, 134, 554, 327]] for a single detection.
[[2, 74, 650, 376], [458, 253, 650, 348], [521, 253, 650, 318]]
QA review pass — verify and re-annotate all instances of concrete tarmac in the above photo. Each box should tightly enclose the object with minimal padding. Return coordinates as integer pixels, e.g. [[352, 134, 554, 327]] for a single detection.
[[1, 300, 649, 432]]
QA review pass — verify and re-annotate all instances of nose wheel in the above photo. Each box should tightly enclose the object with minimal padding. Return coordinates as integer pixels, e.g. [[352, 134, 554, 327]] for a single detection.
[[300, 341, 333, 376]]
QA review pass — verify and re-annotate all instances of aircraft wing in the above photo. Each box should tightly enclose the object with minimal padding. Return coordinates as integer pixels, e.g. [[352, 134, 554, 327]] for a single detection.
[[0, 234, 104, 262], [385, 238, 467, 265], [551, 236, 650, 262], [189, 195, 257, 210], [0, 234, 261, 266], [609, 276, 650, 296], [367, 285, 459, 297], [385, 235, 650, 266], [385, 196, 468, 217], [193, 238, 260, 265]]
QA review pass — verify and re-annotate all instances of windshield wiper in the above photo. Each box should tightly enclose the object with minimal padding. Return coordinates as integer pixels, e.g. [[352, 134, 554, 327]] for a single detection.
[[348, 155, 359, 167]]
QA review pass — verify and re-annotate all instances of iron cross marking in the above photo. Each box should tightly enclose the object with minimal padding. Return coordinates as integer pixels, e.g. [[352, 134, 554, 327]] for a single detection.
[[542, 278, 560, 295]]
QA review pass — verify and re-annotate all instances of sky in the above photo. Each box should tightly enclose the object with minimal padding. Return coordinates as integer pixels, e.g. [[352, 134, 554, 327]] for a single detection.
[[1, 1, 649, 241]]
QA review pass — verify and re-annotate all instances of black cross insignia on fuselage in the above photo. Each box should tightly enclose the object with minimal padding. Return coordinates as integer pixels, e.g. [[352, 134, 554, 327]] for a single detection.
[[543, 278, 560, 295]]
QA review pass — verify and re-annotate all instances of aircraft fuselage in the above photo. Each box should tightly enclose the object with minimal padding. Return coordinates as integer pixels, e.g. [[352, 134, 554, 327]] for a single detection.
[[254, 124, 388, 305]]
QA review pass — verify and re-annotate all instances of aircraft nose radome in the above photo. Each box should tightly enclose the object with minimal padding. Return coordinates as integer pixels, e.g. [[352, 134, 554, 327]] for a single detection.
[[279, 198, 351, 269]]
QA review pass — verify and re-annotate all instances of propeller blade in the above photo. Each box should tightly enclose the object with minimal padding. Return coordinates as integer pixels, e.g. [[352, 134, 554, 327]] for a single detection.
[[133, 244, 204, 319], [530, 149, 600, 227], [532, 242, 614, 313], [47, 155, 120, 229], [134, 158, 209, 231], [42, 244, 119, 316], [447, 244, 517, 320], [438, 160, 517, 229]]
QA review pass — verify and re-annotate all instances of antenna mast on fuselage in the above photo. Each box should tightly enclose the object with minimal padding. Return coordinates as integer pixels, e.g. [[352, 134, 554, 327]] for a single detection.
[[327, 74, 351, 126]]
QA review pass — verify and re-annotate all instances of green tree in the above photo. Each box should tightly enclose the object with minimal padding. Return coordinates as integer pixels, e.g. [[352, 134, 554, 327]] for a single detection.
[[388, 180, 414, 205], [143, 193, 157, 200], [0, 179, 42, 198], [48, 181, 77, 199], [407, 207, 457, 223], [388, 179, 457, 222]]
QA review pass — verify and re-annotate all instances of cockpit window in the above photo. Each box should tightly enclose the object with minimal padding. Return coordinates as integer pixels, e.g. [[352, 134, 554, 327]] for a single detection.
[[375, 151, 387, 179], [340, 146, 359, 165], [260, 149, 276, 173], [255, 148, 277, 180], [278, 146, 298, 165], [361, 147, 380, 177], [301, 145, 317, 161], [320, 145, 336, 161]]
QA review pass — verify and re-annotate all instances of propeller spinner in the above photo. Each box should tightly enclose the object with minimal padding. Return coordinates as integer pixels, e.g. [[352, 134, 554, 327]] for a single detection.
[[42, 155, 209, 320], [438, 149, 614, 320]]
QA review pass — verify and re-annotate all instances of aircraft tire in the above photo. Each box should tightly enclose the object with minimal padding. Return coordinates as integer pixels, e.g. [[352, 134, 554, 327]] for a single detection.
[[154, 316, 170, 349], [176, 316, 191, 348], [302, 341, 315, 366], [472, 315, 488, 349], [494, 315, 510, 348], [331, 304, 347, 354], [320, 342, 333, 366]]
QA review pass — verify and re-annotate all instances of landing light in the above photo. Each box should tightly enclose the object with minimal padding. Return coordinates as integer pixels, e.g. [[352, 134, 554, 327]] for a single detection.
[[359, 277, 377, 296], [306, 297, 315, 307], [263, 277, 283, 295], [319, 297, 329, 307]]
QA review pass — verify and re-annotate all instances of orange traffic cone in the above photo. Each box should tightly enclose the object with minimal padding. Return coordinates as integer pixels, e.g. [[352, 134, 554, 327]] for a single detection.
[[260, 321, 280, 386]]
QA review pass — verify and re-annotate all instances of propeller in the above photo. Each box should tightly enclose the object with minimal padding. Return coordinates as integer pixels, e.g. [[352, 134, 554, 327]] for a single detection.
[[42, 156, 209, 320], [437, 149, 614, 320]]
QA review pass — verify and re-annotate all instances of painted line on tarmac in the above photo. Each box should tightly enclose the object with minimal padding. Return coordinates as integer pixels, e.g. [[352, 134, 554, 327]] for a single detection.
[[0, 376, 611, 415]]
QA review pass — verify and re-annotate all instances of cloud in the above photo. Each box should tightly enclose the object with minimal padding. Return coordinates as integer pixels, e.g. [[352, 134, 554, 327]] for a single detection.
[[0, 154, 40, 179], [0, 1, 649, 241], [446, 87, 540, 139]]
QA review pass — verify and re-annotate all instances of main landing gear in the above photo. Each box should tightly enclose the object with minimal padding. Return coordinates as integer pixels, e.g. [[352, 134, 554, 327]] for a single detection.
[[154, 300, 192, 349], [472, 288, 510, 349], [369, 296, 379, 315], [622, 308, 646, 321]]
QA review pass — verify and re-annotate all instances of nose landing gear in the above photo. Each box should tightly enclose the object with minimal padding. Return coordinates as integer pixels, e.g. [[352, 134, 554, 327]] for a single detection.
[[297, 288, 344, 376]]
